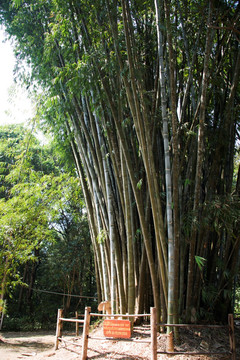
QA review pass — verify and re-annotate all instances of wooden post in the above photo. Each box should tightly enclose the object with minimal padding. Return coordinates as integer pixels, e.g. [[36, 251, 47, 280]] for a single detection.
[[81, 306, 91, 360], [75, 311, 79, 336], [228, 314, 236, 360], [55, 309, 63, 350], [151, 307, 157, 360]]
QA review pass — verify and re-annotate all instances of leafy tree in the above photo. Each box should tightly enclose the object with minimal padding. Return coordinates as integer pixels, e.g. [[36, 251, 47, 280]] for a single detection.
[[0, 125, 94, 327]]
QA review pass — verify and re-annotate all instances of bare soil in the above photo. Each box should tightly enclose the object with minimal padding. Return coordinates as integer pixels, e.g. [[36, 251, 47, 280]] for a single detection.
[[0, 322, 239, 360]]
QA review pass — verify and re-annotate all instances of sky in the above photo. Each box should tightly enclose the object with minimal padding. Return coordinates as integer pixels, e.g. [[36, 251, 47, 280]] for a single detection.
[[0, 27, 34, 126]]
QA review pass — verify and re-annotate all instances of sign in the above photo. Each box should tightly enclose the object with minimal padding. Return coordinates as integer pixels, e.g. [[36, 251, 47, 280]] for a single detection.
[[103, 319, 132, 338]]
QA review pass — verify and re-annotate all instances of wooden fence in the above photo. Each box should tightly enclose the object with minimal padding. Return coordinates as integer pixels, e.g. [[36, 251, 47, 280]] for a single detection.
[[55, 307, 236, 360]]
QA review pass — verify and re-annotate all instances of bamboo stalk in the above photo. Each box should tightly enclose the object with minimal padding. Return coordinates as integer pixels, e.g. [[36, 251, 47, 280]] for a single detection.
[[228, 314, 236, 360], [166, 331, 174, 354], [0, 309, 4, 331]]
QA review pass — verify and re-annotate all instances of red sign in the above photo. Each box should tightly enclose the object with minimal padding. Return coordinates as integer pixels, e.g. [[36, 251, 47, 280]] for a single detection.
[[103, 319, 132, 338]]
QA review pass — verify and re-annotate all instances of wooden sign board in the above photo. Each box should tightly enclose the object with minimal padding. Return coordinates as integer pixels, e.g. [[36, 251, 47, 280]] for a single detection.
[[103, 319, 132, 338]]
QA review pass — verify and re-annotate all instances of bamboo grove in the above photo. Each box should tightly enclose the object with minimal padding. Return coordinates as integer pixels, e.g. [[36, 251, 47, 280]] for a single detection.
[[0, 0, 239, 323]]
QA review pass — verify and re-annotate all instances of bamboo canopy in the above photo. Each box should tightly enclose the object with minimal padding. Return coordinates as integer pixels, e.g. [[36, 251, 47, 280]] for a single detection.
[[0, 0, 239, 324]]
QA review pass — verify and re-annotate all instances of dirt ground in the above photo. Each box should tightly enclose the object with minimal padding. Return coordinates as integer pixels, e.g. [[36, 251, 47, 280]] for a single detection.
[[0, 322, 239, 360]]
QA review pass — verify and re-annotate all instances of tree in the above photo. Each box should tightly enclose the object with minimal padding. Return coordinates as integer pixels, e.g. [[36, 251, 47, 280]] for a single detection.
[[0, 124, 94, 325]]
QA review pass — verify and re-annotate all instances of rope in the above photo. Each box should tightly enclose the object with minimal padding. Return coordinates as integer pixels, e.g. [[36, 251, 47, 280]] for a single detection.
[[32, 288, 97, 299]]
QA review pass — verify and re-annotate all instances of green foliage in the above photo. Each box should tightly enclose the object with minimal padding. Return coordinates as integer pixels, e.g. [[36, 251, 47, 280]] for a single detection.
[[3, 315, 42, 331], [137, 178, 143, 190], [195, 256, 206, 271], [203, 195, 240, 238], [10, 0, 22, 8], [201, 284, 218, 310], [97, 229, 107, 244], [235, 287, 240, 317], [0, 125, 94, 323]]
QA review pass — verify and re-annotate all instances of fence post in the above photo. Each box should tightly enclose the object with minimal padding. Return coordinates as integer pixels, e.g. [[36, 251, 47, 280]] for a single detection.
[[228, 314, 236, 360], [81, 306, 91, 360], [151, 307, 157, 360], [55, 309, 63, 350], [75, 311, 79, 336]]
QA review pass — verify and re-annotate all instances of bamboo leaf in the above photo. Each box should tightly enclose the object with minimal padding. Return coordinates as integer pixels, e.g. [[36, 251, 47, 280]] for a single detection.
[[195, 256, 206, 271]]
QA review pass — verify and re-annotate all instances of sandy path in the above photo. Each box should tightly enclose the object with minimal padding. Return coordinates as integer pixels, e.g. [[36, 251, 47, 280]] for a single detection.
[[0, 323, 239, 360], [0, 331, 56, 360]]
